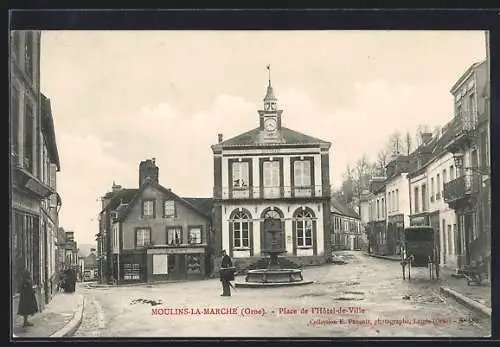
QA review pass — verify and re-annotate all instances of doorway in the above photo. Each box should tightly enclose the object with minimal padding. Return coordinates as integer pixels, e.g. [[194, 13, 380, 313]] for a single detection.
[[167, 254, 186, 280]]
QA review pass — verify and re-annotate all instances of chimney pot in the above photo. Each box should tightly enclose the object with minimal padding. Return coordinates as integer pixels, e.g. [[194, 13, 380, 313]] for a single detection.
[[218, 133, 223, 143]]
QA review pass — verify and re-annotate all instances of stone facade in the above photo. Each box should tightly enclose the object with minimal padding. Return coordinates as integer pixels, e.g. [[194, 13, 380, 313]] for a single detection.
[[211, 78, 332, 272]]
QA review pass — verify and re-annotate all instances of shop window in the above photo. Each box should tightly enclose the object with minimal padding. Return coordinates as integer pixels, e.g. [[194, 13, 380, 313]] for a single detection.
[[122, 263, 140, 280], [187, 255, 202, 274]]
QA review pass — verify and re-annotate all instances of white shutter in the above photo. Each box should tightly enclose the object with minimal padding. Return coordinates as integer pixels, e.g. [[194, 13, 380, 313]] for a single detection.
[[153, 254, 168, 274], [241, 162, 249, 186], [294, 161, 302, 186], [232, 162, 240, 186], [263, 162, 272, 187]]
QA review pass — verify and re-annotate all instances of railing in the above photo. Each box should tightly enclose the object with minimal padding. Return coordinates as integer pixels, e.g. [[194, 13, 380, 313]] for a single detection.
[[214, 185, 330, 200], [451, 111, 477, 134], [443, 174, 480, 203]]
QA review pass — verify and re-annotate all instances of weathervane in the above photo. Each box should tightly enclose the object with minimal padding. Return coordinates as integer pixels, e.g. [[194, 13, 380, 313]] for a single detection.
[[266, 64, 271, 85]]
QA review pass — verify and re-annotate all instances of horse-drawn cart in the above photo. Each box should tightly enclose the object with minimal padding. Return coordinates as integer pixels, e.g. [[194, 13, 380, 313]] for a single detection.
[[400, 226, 439, 280]]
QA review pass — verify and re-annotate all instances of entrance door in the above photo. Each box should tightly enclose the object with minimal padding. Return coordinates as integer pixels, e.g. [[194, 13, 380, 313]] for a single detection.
[[464, 213, 473, 265], [167, 254, 186, 280]]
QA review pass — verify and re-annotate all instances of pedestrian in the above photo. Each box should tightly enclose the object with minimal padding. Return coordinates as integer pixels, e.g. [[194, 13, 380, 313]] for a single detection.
[[219, 250, 234, 297], [17, 268, 38, 327]]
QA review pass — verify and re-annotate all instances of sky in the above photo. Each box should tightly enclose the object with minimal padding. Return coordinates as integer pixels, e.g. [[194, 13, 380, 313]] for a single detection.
[[39, 30, 487, 245]]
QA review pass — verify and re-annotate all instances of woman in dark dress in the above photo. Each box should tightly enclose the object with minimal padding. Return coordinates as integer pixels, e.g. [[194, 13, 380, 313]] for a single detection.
[[18, 269, 38, 327]]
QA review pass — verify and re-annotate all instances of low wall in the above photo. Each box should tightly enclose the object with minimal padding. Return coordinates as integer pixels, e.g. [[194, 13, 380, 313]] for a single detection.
[[218, 255, 328, 276]]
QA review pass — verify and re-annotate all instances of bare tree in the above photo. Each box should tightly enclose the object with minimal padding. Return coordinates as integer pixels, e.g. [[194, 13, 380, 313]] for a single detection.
[[388, 131, 403, 156], [340, 164, 355, 203], [354, 155, 370, 192], [376, 149, 389, 175], [415, 124, 431, 147], [404, 131, 412, 155]]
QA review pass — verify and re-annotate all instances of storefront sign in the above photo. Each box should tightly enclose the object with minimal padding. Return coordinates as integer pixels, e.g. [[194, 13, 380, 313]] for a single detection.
[[12, 192, 40, 214], [147, 247, 205, 255], [410, 215, 430, 226]]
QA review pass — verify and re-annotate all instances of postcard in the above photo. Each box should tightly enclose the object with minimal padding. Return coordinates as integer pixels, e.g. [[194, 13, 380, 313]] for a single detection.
[[10, 28, 491, 338]]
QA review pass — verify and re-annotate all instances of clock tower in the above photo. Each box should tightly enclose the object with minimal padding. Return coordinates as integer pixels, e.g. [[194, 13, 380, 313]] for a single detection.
[[259, 65, 283, 133]]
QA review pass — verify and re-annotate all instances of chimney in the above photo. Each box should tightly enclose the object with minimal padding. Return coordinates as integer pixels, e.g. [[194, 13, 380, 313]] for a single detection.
[[421, 132, 433, 144], [218, 133, 223, 143], [112, 182, 122, 193], [139, 158, 159, 187]]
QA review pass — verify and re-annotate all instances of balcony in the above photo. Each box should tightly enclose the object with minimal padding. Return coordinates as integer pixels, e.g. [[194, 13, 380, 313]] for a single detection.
[[446, 114, 477, 153], [214, 185, 329, 200], [443, 174, 480, 205]]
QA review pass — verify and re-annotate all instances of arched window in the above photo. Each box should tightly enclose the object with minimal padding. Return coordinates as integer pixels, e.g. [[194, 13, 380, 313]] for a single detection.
[[263, 209, 281, 220], [231, 210, 251, 248], [294, 209, 314, 247]]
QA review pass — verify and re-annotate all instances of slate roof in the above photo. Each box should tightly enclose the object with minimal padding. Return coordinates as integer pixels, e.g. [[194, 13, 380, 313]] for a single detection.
[[330, 196, 360, 219], [40, 94, 61, 170], [116, 182, 212, 222], [181, 197, 213, 217], [100, 189, 139, 214], [218, 126, 330, 148], [407, 117, 459, 178]]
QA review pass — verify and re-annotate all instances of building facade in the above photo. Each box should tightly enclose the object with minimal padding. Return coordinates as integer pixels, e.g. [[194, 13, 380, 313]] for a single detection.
[[330, 197, 362, 251], [98, 183, 138, 284], [384, 156, 412, 256], [444, 60, 490, 280], [103, 159, 213, 284], [11, 30, 62, 314], [39, 94, 61, 303], [63, 231, 79, 267], [211, 79, 332, 272]]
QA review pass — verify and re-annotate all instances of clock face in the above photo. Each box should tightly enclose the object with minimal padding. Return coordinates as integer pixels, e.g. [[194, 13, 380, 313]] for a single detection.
[[264, 118, 277, 132]]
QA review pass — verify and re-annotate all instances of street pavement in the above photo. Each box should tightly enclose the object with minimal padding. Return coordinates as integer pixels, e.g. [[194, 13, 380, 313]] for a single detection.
[[74, 251, 491, 338]]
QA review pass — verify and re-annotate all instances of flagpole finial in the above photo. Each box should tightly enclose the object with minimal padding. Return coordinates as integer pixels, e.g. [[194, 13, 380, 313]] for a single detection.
[[266, 64, 271, 86]]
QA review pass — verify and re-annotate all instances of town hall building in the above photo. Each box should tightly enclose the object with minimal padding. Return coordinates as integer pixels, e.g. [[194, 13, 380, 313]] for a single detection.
[[211, 72, 332, 271]]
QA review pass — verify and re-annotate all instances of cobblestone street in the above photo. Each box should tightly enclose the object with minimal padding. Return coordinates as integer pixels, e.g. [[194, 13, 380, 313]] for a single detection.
[[74, 252, 490, 338]]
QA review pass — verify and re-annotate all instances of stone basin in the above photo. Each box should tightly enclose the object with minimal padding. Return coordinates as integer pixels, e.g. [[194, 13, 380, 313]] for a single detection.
[[234, 268, 314, 288]]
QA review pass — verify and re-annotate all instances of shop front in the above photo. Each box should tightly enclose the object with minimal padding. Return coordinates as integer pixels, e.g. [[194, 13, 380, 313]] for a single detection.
[[387, 214, 404, 255], [373, 221, 387, 255], [146, 246, 208, 282]]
